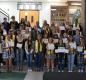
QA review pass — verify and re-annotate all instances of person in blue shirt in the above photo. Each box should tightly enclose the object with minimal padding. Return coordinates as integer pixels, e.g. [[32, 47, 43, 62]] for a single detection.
[[73, 29, 81, 46]]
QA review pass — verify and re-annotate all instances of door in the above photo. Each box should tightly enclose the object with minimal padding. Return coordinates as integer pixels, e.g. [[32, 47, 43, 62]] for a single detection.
[[19, 10, 39, 27]]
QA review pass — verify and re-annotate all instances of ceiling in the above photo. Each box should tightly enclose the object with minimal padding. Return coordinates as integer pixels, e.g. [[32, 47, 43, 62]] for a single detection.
[[0, 0, 81, 2]]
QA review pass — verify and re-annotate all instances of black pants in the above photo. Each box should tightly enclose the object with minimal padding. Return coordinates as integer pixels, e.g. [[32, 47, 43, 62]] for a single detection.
[[0, 54, 3, 63]]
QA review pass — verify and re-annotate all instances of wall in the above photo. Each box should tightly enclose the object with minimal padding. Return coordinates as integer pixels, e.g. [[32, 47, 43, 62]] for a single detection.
[[81, 0, 86, 35], [0, 1, 80, 27], [0, 1, 19, 22], [0, 1, 67, 26], [39, 2, 67, 27]]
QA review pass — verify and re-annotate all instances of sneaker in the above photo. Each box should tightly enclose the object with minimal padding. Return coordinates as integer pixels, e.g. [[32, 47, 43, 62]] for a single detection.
[[68, 71, 72, 72], [1, 63, 3, 66], [78, 69, 80, 72], [28, 69, 30, 72], [51, 69, 54, 72], [29, 69, 32, 72], [47, 69, 50, 72], [58, 70, 60, 72], [81, 70, 83, 72]]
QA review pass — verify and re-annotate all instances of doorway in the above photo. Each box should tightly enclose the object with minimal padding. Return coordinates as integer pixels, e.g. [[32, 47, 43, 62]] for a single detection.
[[19, 10, 39, 27]]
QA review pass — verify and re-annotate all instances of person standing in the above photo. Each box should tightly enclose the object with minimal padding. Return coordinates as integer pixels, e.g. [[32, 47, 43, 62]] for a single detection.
[[16, 30, 24, 71], [19, 18, 26, 30], [2, 18, 10, 34], [57, 39, 65, 72], [35, 35, 43, 71], [46, 37, 55, 72], [25, 37, 33, 72], [73, 29, 81, 46], [10, 16, 19, 34], [67, 36, 76, 72]]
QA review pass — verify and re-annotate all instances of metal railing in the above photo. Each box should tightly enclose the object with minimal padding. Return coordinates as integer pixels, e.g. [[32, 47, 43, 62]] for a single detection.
[[0, 8, 9, 21]]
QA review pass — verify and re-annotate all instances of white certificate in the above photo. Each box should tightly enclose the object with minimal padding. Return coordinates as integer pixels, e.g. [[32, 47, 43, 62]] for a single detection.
[[17, 43, 22, 48], [77, 46, 83, 52], [8, 41, 14, 47], [54, 39, 58, 43], [63, 38, 68, 44], [65, 49, 69, 53], [55, 49, 65, 53], [3, 29, 7, 35], [58, 47, 65, 49], [43, 39, 48, 44], [47, 44, 54, 50], [29, 28, 31, 32], [84, 50, 86, 54], [55, 49, 69, 53], [59, 26, 65, 30]]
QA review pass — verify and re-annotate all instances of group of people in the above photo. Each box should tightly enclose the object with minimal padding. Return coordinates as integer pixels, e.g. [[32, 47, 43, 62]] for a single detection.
[[0, 16, 86, 72]]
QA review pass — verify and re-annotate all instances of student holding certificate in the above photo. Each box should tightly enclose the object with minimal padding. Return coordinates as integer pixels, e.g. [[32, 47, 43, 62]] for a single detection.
[[68, 36, 76, 72], [35, 35, 43, 71], [46, 37, 55, 72], [25, 36, 33, 72], [16, 30, 24, 71], [57, 39, 65, 72], [77, 38, 84, 72]]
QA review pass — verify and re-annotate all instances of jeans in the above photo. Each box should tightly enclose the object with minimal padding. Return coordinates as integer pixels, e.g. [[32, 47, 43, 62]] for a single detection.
[[16, 48, 24, 69], [78, 52, 84, 70], [35, 52, 43, 68], [58, 53, 65, 71], [68, 53, 75, 71], [26, 53, 33, 69]]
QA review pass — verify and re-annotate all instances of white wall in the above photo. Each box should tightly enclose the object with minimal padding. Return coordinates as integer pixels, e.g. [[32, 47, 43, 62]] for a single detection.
[[39, 3, 51, 27], [0, 2, 19, 22]]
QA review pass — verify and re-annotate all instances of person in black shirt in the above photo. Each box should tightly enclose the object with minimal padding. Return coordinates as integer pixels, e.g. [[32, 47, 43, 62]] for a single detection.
[[19, 18, 26, 30], [2, 18, 10, 34], [10, 16, 19, 34]]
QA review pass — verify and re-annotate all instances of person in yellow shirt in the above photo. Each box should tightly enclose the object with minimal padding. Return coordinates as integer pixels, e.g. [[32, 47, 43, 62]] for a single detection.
[[46, 37, 55, 72], [35, 35, 43, 71]]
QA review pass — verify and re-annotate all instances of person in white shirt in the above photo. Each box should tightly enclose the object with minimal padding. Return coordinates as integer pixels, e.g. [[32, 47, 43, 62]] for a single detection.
[[67, 36, 76, 72], [77, 38, 84, 72], [46, 37, 55, 71], [25, 36, 33, 72]]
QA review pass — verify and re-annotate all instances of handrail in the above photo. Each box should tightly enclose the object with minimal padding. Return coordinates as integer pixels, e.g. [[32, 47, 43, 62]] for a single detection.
[[0, 8, 9, 17], [0, 8, 9, 20]]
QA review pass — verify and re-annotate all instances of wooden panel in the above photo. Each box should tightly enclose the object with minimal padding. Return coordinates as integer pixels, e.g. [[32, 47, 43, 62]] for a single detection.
[[19, 10, 39, 27]]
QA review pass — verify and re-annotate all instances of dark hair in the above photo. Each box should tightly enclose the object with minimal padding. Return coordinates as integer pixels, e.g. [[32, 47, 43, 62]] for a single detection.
[[11, 16, 15, 19], [27, 21, 31, 27], [68, 35, 74, 42]]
